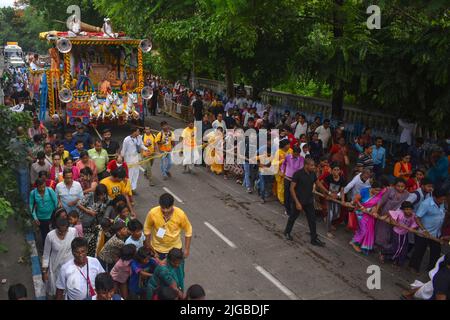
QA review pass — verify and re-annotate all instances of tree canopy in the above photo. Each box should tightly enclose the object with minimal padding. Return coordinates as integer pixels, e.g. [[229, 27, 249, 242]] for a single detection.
[[1, 0, 448, 131]]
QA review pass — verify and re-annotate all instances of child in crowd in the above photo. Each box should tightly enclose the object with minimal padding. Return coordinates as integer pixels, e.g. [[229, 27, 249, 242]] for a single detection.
[[114, 204, 131, 226], [316, 162, 346, 238], [110, 244, 136, 300], [68, 210, 83, 237], [129, 247, 159, 300], [98, 221, 129, 272], [104, 195, 127, 221], [125, 219, 146, 249], [96, 218, 113, 257], [380, 201, 424, 266]]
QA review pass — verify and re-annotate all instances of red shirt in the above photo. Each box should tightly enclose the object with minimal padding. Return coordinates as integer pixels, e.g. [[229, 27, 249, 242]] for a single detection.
[[107, 160, 129, 178], [287, 133, 298, 149]]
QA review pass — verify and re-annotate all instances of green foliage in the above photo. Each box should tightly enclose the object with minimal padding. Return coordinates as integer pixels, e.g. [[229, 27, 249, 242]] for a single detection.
[[0, 106, 32, 239], [0, 7, 49, 53]]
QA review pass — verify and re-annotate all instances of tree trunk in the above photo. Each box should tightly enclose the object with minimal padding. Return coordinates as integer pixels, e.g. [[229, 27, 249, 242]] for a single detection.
[[224, 56, 234, 99], [331, 83, 344, 120], [331, 0, 344, 120]]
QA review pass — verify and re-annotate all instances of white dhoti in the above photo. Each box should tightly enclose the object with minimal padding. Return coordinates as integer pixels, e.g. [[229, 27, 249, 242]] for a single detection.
[[124, 154, 140, 191], [182, 147, 201, 169]]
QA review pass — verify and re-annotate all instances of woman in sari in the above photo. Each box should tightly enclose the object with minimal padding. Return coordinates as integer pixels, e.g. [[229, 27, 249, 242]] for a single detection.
[[206, 127, 224, 175], [373, 178, 410, 262], [146, 248, 185, 300], [76, 184, 109, 257], [350, 180, 386, 254], [41, 218, 77, 298]]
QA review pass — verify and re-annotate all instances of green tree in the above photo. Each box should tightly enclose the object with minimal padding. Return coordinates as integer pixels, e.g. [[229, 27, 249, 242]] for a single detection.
[[0, 7, 49, 53]]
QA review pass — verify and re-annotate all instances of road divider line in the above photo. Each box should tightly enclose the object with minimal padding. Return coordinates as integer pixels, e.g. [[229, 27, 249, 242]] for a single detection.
[[204, 222, 237, 249], [254, 264, 300, 300], [162, 187, 184, 203]]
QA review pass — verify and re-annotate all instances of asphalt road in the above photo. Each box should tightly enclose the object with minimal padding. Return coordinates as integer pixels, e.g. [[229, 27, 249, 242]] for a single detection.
[[111, 113, 430, 300]]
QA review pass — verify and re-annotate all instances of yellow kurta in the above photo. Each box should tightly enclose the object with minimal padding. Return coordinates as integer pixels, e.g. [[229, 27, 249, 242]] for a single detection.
[[272, 148, 292, 204]]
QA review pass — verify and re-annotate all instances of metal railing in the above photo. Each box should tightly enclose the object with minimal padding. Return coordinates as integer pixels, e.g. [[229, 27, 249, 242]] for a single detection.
[[195, 77, 440, 155]]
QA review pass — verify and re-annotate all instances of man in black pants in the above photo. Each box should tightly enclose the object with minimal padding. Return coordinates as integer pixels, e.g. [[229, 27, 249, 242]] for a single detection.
[[409, 188, 447, 273], [284, 157, 325, 247]]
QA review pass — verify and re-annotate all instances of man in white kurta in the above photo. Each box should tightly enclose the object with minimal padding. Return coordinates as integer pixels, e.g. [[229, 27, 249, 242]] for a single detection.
[[121, 128, 148, 192]]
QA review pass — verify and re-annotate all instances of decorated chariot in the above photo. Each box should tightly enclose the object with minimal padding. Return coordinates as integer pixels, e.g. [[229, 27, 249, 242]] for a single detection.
[[31, 13, 153, 125]]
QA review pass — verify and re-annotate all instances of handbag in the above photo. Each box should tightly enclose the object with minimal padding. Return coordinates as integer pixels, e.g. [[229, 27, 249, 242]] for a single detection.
[[347, 211, 358, 231]]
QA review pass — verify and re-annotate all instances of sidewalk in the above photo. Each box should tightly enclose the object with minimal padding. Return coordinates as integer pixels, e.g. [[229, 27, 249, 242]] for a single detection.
[[0, 217, 35, 300]]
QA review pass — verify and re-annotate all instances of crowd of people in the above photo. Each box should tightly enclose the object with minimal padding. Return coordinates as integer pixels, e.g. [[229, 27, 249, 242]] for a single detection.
[[8, 111, 206, 300], [6, 73, 450, 300], [152, 79, 450, 298]]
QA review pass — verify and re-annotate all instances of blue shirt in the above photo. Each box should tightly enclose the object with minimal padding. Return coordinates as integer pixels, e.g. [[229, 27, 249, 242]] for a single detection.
[[73, 132, 92, 149], [372, 145, 386, 168], [427, 156, 449, 185], [129, 259, 159, 295], [63, 139, 76, 153], [70, 149, 82, 161], [29, 187, 58, 220], [416, 197, 445, 237]]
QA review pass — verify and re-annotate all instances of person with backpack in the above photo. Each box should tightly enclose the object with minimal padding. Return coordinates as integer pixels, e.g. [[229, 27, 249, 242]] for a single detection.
[[30, 177, 59, 242]]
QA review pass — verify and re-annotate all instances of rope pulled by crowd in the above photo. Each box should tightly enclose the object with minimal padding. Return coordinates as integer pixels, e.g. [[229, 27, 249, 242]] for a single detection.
[[312, 190, 448, 246]]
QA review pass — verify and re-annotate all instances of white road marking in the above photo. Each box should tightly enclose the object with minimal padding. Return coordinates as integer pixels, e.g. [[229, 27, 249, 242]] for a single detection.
[[162, 187, 184, 203], [254, 264, 300, 300], [204, 221, 237, 249]]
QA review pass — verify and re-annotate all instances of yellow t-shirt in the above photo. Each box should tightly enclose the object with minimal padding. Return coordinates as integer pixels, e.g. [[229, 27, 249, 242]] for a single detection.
[[100, 177, 132, 200], [62, 150, 69, 160], [181, 127, 197, 148], [143, 206, 193, 254], [155, 131, 175, 152], [142, 133, 156, 157]]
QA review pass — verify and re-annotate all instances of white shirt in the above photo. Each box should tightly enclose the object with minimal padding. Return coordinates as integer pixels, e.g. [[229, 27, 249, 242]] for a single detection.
[[252, 101, 264, 117], [121, 135, 147, 164], [125, 234, 146, 249], [398, 119, 416, 145], [293, 121, 308, 139], [56, 257, 105, 300], [343, 173, 371, 200], [56, 181, 83, 213], [315, 125, 332, 148], [212, 120, 227, 131]]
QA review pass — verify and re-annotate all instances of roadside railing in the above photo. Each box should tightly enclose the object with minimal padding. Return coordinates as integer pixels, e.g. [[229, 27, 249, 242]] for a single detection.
[[195, 77, 440, 156]]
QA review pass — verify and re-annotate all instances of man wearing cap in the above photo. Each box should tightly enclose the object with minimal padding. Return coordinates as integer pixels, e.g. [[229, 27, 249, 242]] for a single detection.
[[73, 124, 93, 150]]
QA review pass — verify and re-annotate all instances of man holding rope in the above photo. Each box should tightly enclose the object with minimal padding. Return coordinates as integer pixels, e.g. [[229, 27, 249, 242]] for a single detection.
[[285, 157, 326, 247]]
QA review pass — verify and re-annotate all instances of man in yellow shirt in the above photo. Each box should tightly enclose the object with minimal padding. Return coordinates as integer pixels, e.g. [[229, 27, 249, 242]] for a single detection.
[[100, 166, 136, 218], [144, 193, 192, 260], [142, 126, 157, 186], [180, 121, 200, 174], [155, 121, 175, 180]]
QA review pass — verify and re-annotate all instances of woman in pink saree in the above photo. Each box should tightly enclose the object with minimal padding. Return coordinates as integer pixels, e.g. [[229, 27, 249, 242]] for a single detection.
[[350, 181, 386, 254]]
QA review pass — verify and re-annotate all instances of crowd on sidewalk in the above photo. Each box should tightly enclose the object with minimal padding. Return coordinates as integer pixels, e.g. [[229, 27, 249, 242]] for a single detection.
[[8, 111, 205, 300]]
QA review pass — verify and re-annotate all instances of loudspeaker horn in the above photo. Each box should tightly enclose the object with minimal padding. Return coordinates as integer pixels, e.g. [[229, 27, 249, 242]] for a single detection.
[[141, 86, 153, 100], [139, 39, 153, 53], [59, 88, 73, 103], [56, 37, 72, 53]]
